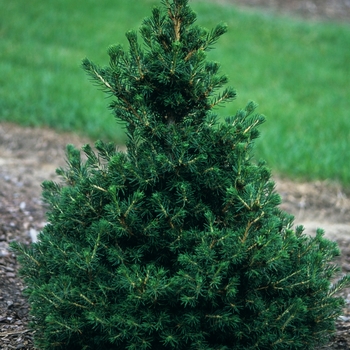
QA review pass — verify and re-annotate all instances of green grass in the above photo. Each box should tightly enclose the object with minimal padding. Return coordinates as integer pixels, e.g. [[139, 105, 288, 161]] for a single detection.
[[1, 0, 349, 187]]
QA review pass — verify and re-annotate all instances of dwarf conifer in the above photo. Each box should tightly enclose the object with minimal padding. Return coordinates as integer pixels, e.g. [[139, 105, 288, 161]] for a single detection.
[[12, 1, 350, 349]]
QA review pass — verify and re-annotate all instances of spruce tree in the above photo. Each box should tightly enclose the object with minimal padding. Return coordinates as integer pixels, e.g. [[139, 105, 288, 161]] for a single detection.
[[12, 1, 350, 349]]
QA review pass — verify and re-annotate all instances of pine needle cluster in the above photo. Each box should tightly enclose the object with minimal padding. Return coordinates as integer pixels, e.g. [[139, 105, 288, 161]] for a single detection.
[[12, 1, 349, 349]]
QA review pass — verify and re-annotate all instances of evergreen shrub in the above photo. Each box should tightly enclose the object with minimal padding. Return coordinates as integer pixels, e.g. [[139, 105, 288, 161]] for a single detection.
[[12, 0, 350, 349]]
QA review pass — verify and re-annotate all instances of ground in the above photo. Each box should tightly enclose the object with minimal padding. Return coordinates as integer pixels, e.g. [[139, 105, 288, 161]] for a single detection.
[[208, 0, 350, 22], [1, 1, 349, 349]]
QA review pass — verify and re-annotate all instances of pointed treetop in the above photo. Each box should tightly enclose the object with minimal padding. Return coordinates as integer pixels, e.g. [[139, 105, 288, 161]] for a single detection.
[[82, 0, 235, 134]]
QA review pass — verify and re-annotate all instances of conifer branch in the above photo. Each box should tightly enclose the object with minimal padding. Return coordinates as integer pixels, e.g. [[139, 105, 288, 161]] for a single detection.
[[240, 211, 265, 243], [184, 49, 197, 62], [91, 66, 117, 95], [236, 194, 252, 211], [165, 0, 182, 41], [272, 270, 305, 289], [92, 184, 108, 192], [12, 2, 348, 348], [52, 319, 82, 333], [20, 247, 40, 267], [118, 216, 134, 236], [210, 88, 236, 109], [243, 118, 261, 135], [80, 293, 95, 306]]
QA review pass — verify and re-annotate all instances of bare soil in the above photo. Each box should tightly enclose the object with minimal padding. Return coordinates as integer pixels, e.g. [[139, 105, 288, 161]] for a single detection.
[[0, 1, 349, 349], [211, 0, 350, 22]]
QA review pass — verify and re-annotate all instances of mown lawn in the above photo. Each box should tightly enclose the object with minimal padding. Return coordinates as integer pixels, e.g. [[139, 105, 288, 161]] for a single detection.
[[1, 0, 349, 187]]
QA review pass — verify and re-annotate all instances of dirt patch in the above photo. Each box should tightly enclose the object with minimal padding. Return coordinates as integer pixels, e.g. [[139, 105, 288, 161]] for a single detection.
[[0, 123, 93, 349], [208, 0, 350, 22]]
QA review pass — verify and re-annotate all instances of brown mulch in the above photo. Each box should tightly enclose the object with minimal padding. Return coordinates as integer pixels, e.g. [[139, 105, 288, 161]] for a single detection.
[[0, 124, 92, 349], [1, 1, 349, 349]]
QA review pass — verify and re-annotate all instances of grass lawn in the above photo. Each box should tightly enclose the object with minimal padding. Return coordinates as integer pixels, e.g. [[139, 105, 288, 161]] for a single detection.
[[1, 0, 349, 187]]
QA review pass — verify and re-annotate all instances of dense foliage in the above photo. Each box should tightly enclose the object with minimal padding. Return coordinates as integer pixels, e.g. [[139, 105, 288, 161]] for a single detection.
[[12, 0, 349, 349]]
